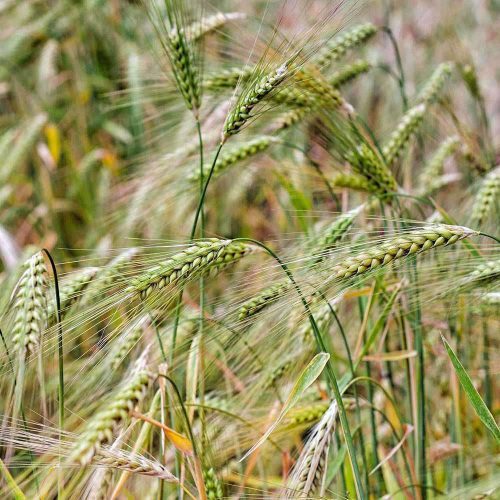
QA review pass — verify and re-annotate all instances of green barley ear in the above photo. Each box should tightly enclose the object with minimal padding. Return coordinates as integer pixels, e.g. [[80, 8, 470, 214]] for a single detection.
[[419, 135, 460, 195], [47, 267, 99, 321], [11, 252, 48, 357], [329, 59, 371, 88], [70, 354, 153, 465], [238, 281, 291, 320], [204, 67, 253, 92], [188, 136, 277, 185], [382, 103, 426, 167], [331, 224, 477, 280], [110, 315, 149, 370], [348, 142, 398, 195], [130, 239, 258, 300], [314, 23, 377, 69], [145, 0, 203, 115], [330, 172, 374, 193], [223, 63, 291, 138], [202, 467, 223, 499], [416, 62, 454, 105], [311, 205, 364, 263], [470, 167, 500, 226]]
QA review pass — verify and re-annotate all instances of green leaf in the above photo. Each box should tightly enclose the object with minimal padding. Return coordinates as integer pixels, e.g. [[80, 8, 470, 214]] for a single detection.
[[441, 335, 500, 442], [240, 352, 330, 461]]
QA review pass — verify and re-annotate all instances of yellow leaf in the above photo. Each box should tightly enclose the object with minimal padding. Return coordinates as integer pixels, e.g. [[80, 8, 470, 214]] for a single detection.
[[44, 123, 60, 165]]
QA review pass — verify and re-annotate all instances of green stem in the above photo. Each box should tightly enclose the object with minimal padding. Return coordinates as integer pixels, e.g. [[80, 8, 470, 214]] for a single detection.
[[41, 249, 64, 497], [382, 26, 408, 111]]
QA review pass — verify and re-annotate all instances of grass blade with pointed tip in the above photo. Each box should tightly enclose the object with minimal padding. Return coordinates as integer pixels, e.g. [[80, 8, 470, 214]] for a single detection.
[[240, 353, 330, 461], [441, 335, 500, 442]]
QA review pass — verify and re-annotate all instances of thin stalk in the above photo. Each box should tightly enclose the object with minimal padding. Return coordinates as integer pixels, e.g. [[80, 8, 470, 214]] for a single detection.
[[381, 26, 408, 111], [233, 237, 366, 500], [42, 249, 64, 497]]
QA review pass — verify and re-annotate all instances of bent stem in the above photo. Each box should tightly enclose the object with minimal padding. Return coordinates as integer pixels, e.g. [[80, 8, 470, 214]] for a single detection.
[[233, 237, 366, 500]]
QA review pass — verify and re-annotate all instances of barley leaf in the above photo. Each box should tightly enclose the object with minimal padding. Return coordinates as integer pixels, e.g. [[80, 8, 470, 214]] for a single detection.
[[240, 352, 330, 461], [441, 335, 500, 442]]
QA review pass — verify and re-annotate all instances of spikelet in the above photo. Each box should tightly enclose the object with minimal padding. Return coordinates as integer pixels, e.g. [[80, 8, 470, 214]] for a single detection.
[[331, 225, 477, 280], [348, 142, 398, 195], [274, 105, 313, 131], [458, 260, 500, 293], [288, 402, 330, 426], [70, 355, 153, 465], [188, 136, 276, 184], [329, 59, 371, 88], [223, 64, 290, 137], [330, 172, 374, 192], [47, 267, 99, 320], [11, 252, 48, 357], [110, 315, 149, 370], [264, 359, 293, 389], [238, 280, 290, 320], [146, 0, 202, 114], [382, 104, 426, 167], [419, 135, 460, 195], [203, 467, 224, 499], [130, 239, 257, 300], [285, 400, 338, 497], [204, 67, 252, 91], [470, 167, 499, 226], [94, 449, 177, 481], [294, 69, 343, 108], [459, 63, 481, 99], [416, 62, 454, 105], [314, 23, 377, 69], [184, 12, 244, 41], [309, 208, 363, 269]]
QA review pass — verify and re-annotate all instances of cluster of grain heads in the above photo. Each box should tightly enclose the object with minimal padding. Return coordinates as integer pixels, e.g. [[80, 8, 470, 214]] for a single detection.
[[202, 467, 223, 499], [188, 136, 277, 184], [11, 252, 48, 357], [331, 225, 477, 280], [223, 64, 290, 137], [419, 135, 460, 195], [382, 104, 426, 167], [314, 22, 378, 69], [285, 400, 338, 498], [348, 142, 398, 195], [70, 355, 153, 465], [416, 62, 454, 105], [130, 239, 258, 300], [471, 167, 500, 226], [329, 59, 371, 88]]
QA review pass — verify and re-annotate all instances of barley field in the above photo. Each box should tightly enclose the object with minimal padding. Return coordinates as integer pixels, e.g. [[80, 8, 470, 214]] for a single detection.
[[0, 0, 499, 498]]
